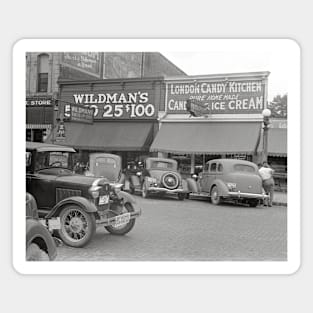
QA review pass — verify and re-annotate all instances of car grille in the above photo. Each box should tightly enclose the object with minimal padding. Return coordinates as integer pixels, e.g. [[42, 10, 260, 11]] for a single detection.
[[56, 188, 82, 203]]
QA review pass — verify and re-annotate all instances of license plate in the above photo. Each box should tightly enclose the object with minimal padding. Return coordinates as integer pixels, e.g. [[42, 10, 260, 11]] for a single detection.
[[111, 213, 131, 227], [99, 195, 109, 205], [48, 217, 61, 231]]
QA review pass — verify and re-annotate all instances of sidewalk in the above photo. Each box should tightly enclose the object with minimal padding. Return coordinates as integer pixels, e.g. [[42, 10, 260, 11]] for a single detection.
[[273, 191, 287, 206]]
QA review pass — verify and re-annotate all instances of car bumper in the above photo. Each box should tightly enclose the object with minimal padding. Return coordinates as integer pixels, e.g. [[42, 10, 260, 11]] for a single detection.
[[227, 192, 269, 199], [97, 209, 141, 226], [147, 187, 187, 194]]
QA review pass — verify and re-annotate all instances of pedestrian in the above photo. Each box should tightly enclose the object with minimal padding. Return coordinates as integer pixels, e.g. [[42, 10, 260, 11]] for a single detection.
[[258, 162, 275, 206]]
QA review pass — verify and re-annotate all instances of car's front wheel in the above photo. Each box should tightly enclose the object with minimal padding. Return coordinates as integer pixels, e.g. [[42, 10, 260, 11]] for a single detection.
[[210, 186, 222, 205], [57, 205, 96, 248], [105, 203, 136, 235]]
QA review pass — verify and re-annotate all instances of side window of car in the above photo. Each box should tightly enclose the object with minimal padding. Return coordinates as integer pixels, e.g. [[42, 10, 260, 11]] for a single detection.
[[210, 163, 217, 172], [217, 163, 223, 173]]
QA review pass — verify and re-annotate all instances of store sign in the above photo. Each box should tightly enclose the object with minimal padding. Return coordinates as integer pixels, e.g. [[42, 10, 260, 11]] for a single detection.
[[186, 99, 210, 117], [166, 78, 266, 114], [62, 53, 101, 77], [55, 121, 66, 142], [70, 91, 157, 120], [64, 103, 94, 124], [26, 97, 52, 106]]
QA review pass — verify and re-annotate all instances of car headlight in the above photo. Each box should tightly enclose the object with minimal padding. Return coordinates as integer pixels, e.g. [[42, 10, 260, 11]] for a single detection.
[[88, 186, 101, 199], [226, 182, 237, 191]]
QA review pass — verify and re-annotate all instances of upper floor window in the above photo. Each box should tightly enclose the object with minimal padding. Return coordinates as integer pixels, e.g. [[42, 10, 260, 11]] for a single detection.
[[37, 54, 49, 92]]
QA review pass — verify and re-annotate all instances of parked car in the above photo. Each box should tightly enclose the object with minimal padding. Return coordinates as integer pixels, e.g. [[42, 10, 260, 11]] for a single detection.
[[86, 153, 126, 186], [129, 157, 189, 200], [186, 159, 269, 207], [26, 142, 141, 248], [26, 192, 57, 261]]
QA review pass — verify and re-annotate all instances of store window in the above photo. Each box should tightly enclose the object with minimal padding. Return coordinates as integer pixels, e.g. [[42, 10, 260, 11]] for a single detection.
[[37, 54, 49, 92]]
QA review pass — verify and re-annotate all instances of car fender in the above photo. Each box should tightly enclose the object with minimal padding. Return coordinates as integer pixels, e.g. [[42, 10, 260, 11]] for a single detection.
[[46, 196, 98, 219], [26, 218, 57, 260], [115, 190, 136, 204], [186, 178, 200, 193], [181, 179, 189, 192], [210, 179, 229, 197]]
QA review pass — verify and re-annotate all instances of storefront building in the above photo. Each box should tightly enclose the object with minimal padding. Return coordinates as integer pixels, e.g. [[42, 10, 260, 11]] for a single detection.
[[150, 72, 272, 177], [26, 52, 186, 143], [46, 78, 164, 168]]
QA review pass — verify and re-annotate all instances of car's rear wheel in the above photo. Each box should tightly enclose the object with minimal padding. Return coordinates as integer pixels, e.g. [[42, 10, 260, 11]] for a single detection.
[[105, 203, 136, 235], [57, 205, 96, 248], [211, 186, 222, 205], [26, 243, 50, 261]]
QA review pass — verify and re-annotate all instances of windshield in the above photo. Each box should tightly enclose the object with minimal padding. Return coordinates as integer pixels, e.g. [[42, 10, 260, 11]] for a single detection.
[[35, 151, 73, 171]]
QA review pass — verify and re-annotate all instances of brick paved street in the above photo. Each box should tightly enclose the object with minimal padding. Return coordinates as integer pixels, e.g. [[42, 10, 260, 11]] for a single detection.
[[56, 194, 287, 261]]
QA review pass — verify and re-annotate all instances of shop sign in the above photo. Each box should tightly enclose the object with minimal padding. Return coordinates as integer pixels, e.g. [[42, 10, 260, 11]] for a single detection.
[[64, 103, 94, 124], [186, 99, 210, 117], [166, 78, 266, 114], [68, 90, 157, 120], [62, 52, 101, 78], [55, 121, 66, 142], [26, 97, 52, 106]]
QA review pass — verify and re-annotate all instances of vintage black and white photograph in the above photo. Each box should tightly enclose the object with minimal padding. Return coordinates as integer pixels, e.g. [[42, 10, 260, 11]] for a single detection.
[[14, 39, 300, 274]]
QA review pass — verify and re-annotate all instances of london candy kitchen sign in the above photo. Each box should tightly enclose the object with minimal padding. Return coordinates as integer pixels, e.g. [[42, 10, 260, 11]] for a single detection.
[[165, 73, 269, 115]]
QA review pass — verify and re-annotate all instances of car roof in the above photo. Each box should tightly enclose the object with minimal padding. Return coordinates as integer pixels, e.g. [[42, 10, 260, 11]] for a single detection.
[[26, 141, 76, 153]]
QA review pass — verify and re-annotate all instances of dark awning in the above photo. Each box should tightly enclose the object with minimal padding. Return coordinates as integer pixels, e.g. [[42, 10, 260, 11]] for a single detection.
[[46, 121, 154, 151], [150, 121, 262, 154], [268, 128, 287, 157]]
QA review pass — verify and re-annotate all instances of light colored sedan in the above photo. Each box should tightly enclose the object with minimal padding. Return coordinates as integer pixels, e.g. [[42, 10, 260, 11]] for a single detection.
[[186, 159, 268, 207]]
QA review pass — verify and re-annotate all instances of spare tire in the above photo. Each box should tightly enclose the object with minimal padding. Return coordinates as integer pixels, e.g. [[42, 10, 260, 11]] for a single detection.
[[161, 172, 180, 190]]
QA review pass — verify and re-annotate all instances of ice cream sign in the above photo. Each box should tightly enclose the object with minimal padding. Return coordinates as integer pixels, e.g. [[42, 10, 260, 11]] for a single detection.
[[165, 75, 268, 114]]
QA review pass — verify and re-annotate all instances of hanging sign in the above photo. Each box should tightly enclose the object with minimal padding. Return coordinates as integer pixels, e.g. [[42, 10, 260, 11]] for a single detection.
[[64, 103, 94, 124], [55, 121, 66, 142]]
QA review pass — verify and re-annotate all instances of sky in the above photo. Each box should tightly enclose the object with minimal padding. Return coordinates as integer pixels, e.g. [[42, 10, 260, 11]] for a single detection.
[[161, 51, 289, 101]]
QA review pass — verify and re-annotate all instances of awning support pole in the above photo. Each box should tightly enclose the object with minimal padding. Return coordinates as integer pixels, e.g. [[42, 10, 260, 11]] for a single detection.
[[191, 154, 195, 175]]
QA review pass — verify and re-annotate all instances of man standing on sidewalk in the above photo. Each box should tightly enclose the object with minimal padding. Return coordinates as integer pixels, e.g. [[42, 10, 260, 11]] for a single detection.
[[258, 162, 275, 207]]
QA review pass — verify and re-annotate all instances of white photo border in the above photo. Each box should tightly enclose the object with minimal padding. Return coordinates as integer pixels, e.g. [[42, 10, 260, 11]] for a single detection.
[[13, 38, 300, 274]]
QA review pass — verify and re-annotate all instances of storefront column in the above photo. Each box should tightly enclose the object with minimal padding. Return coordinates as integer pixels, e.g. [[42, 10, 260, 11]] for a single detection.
[[191, 154, 195, 174]]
